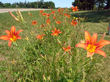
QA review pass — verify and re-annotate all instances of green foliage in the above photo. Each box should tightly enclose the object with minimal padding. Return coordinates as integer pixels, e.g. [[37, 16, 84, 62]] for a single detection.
[[72, 0, 110, 10], [0, 1, 55, 8]]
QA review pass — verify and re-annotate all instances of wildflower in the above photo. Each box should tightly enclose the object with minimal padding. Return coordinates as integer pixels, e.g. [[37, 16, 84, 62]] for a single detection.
[[46, 14, 51, 18], [51, 28, 62, 36], [51, 11, 55, 14], [36, 34, 45, 39], [56, 21, 61, 24], [40, 10, 44, 13], [71, 20, 78, 26], [58, 8, 61, 13], [46, 18, 50, 24], [76, 31, 110, 58], [58, 8, 64, 13], [40, 24, 45, 28], [32, 20, 37, 25], [42, 13, 47, 16], [72, 6, 78, 12], [0, 26, 23, 47], [9, 10, 24, 22], [53, 16, 56, 20], [64, 13, 71, 18], [63, 46, 71, 52]]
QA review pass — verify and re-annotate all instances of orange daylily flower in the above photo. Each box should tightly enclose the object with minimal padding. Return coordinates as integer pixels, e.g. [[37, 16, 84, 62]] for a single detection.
[[51, 11, 55, 14], [40, 10, 44, 13], [46, 18, 50, 24], [64, 13, 71, 18], [40, 24, 45, 28], [71, 20, 78, 26], [51, 28, 62, 36], [46, 14, 51, 18], [72, 6, 78, 12], [63, 46, 71, 52], [32, 20, 37, 25], [76, 31, 110, 58], [56, 21, 62, 24], [42, 13, 47, 16], [36, 34, 45, 40], [58, 8, 61, 13], [58, 8, 64, 13], [53, 16, 56, 20], [0, 26, 23, 47]]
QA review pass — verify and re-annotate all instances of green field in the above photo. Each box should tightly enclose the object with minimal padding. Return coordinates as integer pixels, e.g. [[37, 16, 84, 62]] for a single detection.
[[0, 9, 110, 82]]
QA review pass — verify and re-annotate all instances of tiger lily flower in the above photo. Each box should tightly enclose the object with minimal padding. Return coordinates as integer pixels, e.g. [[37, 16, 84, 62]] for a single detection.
[[0, 26, 23, 47], [71, 20, 78, 26], [72, 6, 78, 12], [51, 28, 62, 36], [42, 13, 47, 16], [9, 10, 25, 22], [64, 13, 71, 18], [56, 21, 62, 24], [40, 10, 44, 13], [63, 46, 71, 52], [51, 11, 55, 14], [46, 14, 51, 18], [36, 34, 45, 40], [46, 18, 51, 24], [32, 20, 37, 25], [76, 31, 110, 58]]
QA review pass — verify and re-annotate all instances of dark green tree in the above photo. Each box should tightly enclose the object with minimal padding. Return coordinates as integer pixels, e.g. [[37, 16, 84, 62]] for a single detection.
[[72, 0, 95, 10], [0, 2, 3, 8], [105, 0, 110, 9]]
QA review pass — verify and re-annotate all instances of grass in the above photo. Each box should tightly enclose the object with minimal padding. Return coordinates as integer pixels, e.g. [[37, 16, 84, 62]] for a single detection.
[[0, 9, 110, 82]]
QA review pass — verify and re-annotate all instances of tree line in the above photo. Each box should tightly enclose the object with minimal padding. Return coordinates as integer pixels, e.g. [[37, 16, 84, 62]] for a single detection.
[[0, 1, 55, 8], [72, 0, 110, 10]]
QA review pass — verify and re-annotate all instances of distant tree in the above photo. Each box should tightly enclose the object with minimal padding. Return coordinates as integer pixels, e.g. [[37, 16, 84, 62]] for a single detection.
[[72, 0, 95, 10], [0, 1, 55, 8], [105, 0, 110, 9], [72, 0, 110, 10], [95, 0, 105, 10], [4, 3, 11, 8], [0, 2, 3, 8]]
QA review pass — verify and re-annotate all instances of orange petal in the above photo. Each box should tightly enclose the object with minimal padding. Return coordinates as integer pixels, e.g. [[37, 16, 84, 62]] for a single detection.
[[97, 40, 110, 49], [95, 49, 106, 57], [8, 41, 12, 47], [0, 35, 9, 40], [87, 52, 94, 57], [75, 43, 86, 49], [85, 31, 91, 43], [17, 30, 23, 34], [17, 36, 21, 39], [5, 30, 10, 35], [91, 33, 97, 44], [11, 26, 16, 33]]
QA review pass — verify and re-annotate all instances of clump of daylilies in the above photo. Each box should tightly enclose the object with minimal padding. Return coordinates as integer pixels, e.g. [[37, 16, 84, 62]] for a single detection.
[[1, 6, 110, 59]]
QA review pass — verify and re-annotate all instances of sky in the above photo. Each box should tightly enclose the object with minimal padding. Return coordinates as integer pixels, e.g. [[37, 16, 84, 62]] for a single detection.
[[0, 0, 74, 8]]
